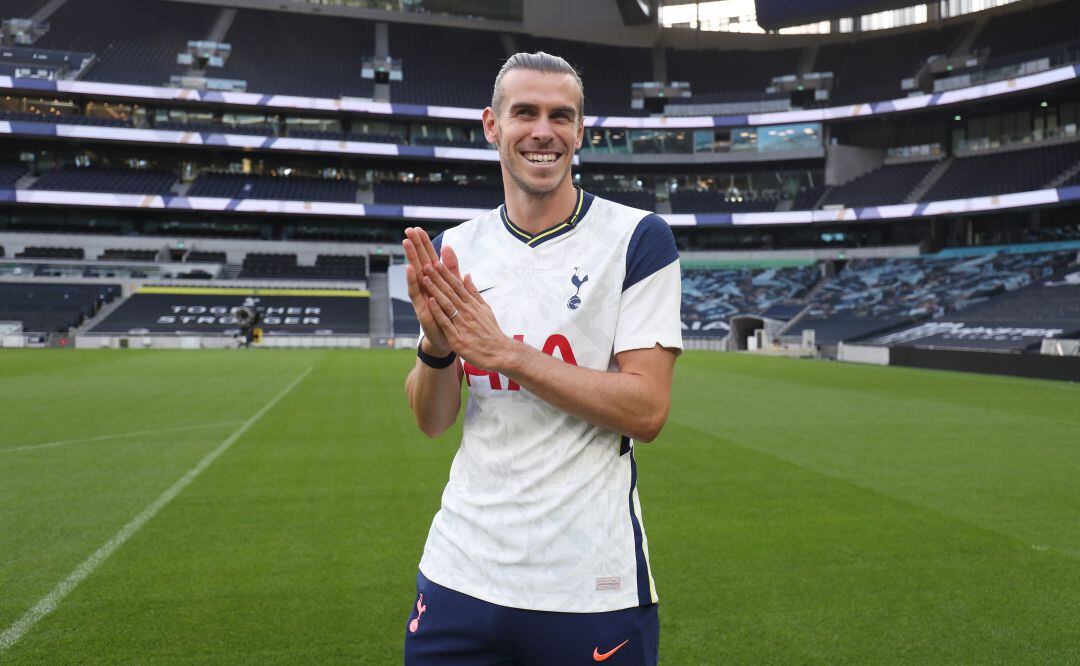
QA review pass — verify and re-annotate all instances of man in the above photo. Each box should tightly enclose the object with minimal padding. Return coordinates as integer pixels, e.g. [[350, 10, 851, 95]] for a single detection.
[[401, 52, 682, 666]]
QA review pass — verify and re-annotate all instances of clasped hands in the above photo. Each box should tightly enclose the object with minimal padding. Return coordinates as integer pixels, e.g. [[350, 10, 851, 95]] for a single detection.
[[402, 227, 515, 372]]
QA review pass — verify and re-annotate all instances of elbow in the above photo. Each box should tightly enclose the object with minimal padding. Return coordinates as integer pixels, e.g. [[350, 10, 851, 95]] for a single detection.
[[629, 407, 669, 444], [417, 419, 449, 439]]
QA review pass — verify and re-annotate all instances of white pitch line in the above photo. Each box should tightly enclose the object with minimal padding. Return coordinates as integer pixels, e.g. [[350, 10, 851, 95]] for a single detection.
[[0, 365, 313, 654], [0, 421, 247, 454]]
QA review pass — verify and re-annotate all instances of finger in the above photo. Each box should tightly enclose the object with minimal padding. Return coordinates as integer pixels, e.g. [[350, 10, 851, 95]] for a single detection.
[[403, 233, 432, 279], [441, 244, 461, 277], [428, 296, 458, 340], [405, 264, 426, 303], [424, 274, 460, 317], [463, 273, 482, 299], [412, 226, 441, 264], [436, 261, 473, 304], [424, 264, 466, 310]]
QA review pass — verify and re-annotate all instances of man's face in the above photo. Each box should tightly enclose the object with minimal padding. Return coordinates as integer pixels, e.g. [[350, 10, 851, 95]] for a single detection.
[[483, 69, 584, 197]]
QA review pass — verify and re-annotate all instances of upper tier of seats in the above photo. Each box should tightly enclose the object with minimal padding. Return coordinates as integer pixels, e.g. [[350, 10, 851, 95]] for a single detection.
[[668, 47, 801, 102], [975, 0, 1079, 64], [6, 0, 1074, 113], [923, 142, 1080, 201], [388, 21, 503, 109], [822, 161, 937, 207], [33, 0, 218, 86], [217, 8, 374, 100], [188, 173, 356, 203], [373, 182, 503, 209], [30, 167, 177, 195], [0, 282, 120, 332]]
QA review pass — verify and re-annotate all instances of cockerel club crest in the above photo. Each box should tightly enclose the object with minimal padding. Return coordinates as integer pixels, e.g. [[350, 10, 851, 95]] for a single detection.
[[567, 267, 589, 310]]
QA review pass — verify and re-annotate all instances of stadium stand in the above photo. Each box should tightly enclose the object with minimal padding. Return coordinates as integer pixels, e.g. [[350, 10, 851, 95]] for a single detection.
[[791, 249, 1077, 342], [188, 173, 357, 203], [0, 0, 42, 17], [0, 282, 119, 332], [974, 0, 1079, 64], [388, 22, 504, 108], [670, 190, 778, 213], [816, 26, 962, 104], [33, 0, 219, 86], [594, 190, 657, 210], [922, 142, 1080, 201], [99, 248, 158, 261], [155, 120, 275, 136], [15, 246, 84, 259], [315, 254, 367, 280], [516, 35, 652, 116], [215, 9, 374, 99], [30, 167, 176, 195], [0, 163, 27, 184], [373, 182, 503, 209], [667, 47, 801, 103], [413, 136, 492, 150], [822, 161, 938, 207], [90, 290, 371, 334], [0, 111, 130, 127], [238, 252, 365, 280], [791, 185, 826, 210], [681, 265, 819, 335], [185, 250, 227, 263]]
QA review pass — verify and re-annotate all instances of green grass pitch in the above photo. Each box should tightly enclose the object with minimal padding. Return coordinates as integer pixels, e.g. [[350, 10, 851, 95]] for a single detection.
[[1, 349, 1078, 664]]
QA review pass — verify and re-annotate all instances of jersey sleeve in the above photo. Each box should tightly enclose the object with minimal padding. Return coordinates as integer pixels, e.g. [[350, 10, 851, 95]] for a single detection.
[[614, 214, 683, 355]]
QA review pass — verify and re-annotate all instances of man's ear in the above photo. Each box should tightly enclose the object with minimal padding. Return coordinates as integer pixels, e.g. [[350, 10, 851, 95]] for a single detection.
[[575, 118, 584, 151], [482, 106, 498, 145]]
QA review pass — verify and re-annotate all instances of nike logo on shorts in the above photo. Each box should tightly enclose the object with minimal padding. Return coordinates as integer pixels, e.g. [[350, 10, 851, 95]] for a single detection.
[[593, 639, 629, 661]]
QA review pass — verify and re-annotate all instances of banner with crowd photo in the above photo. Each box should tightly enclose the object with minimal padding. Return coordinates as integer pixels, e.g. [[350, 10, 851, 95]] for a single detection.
[[89, 287, 370, 335]]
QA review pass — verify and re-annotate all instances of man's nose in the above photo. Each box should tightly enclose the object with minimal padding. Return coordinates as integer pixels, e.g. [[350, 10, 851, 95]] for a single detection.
[[530, 116, 555, 142]]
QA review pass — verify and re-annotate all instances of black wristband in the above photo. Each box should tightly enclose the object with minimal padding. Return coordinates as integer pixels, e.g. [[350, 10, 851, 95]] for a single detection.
[[417, 341, 457, 368]]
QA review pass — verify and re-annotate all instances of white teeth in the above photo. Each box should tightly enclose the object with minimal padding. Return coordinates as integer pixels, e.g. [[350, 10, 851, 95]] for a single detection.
[[524, 153, 556, 163]]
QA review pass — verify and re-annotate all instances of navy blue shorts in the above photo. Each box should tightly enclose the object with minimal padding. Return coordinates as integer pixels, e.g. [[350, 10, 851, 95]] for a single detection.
[[404, 571, 659, 666]]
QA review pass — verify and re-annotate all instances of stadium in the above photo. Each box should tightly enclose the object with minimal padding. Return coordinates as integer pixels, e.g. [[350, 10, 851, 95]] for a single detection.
[[1, 0, 1078, 662]]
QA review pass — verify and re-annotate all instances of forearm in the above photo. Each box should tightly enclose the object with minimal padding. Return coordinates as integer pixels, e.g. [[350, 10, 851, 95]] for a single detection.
[[405, 342, 462, 437], [499, 342, 669, 442]]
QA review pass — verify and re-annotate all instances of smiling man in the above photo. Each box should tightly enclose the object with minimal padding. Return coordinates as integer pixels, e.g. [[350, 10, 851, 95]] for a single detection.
[[401, 52, 682, 666]]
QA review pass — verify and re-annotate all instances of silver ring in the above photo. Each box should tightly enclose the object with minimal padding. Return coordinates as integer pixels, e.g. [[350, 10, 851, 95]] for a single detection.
[[449, 310, 459, 320]]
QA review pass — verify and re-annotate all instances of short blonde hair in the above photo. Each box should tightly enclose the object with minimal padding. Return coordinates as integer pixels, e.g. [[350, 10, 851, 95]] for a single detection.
[[491, 51, 585, 117]]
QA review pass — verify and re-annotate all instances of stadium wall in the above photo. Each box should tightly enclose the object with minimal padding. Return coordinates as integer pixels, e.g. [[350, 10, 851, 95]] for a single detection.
[[889, 347, 1080, 382]]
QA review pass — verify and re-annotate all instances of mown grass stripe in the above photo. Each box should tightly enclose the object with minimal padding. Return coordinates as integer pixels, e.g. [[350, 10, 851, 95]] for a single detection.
[[0, 366, 313, 653]]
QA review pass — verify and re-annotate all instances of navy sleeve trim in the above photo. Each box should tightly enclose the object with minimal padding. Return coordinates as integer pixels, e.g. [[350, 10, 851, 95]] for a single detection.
[[431, 232, 444, 257], [623, 214, 679, 292]]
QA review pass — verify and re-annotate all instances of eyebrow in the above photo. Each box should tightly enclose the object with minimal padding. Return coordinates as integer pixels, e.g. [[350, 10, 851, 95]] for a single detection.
[[508, 103, 578, 117]]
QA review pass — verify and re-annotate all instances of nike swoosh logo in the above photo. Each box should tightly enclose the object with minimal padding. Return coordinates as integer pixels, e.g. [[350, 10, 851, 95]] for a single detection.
[[478, 286, 496, 294], [593, 639, 629, 662]]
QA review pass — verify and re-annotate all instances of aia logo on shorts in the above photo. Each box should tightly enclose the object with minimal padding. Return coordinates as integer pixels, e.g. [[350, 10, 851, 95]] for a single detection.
[[568, 267, 589, 310]]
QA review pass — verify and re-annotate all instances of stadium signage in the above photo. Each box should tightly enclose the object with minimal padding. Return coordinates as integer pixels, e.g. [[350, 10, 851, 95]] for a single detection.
[[872, 320, 1075, 350], [158, 304, 323, 326]]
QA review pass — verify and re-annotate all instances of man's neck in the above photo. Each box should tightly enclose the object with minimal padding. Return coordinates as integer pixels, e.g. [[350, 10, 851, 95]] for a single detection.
[[502, 178, 579, 236]]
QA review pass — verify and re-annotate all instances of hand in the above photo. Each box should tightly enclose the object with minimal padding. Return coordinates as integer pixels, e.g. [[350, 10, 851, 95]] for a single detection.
[[402, 227, 462, 357], [422, 245, 517, 373]]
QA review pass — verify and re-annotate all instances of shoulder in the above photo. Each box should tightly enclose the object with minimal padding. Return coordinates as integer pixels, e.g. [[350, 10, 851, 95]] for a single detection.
[[433, 207, 501, 255]]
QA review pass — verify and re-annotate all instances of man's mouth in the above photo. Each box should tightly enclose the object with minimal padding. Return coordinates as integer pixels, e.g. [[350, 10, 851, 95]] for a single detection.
[[521, 151, 560, 164]]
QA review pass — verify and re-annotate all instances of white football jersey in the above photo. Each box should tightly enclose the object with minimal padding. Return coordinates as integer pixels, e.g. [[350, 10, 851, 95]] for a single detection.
[[418, 189, 682, 613]]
